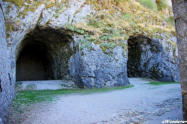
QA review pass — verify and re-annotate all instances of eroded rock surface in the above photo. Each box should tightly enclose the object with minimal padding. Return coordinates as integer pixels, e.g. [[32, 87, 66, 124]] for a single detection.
[[0, 0, 183, 122], [1, 0, 180, 89], [77, 43, 129, 88], [1, 0, 131, 88], [0, 1, 14, 123], [127, 35, 179, 82]]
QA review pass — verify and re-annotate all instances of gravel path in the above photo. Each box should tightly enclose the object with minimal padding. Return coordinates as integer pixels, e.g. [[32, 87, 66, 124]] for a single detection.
[[20, 78, 183, 124]]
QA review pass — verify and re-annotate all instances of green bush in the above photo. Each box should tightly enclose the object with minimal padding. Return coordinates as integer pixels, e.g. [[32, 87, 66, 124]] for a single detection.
[[166, 16, 175, 26], [156, 0, 168, 11], [138, 0, 157, 10]]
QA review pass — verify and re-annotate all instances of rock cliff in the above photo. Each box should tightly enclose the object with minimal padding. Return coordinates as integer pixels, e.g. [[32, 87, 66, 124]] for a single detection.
[[0, 0, 14, 123], [1, 0, 179, 88], [0, 0, 183, 123]]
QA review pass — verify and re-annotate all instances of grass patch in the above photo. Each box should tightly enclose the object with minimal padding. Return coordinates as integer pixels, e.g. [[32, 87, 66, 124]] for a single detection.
[[149, 81, 180, 86], [13, 84, 133, 106], [166, 16, 175, 26], [138, 0, 157, 10], [156, 0, 168, 11]]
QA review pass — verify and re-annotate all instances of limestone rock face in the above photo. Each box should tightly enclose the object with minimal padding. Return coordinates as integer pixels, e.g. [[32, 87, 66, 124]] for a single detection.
[[1, 0, 130, 88], [172, 0, 187, 119], [71, 42, 129, 88], [0, 0, 183, 121], [0, 1, 14, 123], [128, 35, 179, 82], [0, 118, 3, 124], [1, 0, 179, 89]]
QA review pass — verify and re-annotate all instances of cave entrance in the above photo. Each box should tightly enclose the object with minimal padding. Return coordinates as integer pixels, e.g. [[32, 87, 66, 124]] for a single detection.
[[127, 35, 177, 81], [127, 36, 143, 77], [16, 27, 75, 82], [16, 42, 53, 81], [127, 35, 156, 78]]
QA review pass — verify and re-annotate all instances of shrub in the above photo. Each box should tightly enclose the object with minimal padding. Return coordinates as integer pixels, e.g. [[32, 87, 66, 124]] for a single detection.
[[138, 0, 157, 10], [156, 0, 168, 11], [166, 16, 175, 26]]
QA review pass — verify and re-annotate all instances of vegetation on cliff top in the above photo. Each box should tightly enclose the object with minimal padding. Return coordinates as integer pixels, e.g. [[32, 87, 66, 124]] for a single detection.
[[72, 0, 175, 52], [3, 0, 176, 53]]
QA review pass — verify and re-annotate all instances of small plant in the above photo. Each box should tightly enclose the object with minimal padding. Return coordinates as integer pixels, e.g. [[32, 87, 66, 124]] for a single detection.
[[166, 16, 175, 26], [15, 81, 22, 91], [65, 24, 75, 31], [138, 0, 157, 10], [25, 84, 37, 90], [156, 0, 168, 11], [100, 42, 117, 53], [76, 29, 84, 34], [123, 13, 131, 20]]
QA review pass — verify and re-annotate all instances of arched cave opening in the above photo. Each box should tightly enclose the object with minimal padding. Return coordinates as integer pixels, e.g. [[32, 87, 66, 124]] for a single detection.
[[16, 41, 53, 81], [127, 35, 164, 80], [16, 27, 76, 82], [127, 36, 143, 77]]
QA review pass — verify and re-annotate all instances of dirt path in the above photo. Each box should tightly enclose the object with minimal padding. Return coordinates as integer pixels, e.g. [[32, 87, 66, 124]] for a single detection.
[[17, 78, 183, 124]]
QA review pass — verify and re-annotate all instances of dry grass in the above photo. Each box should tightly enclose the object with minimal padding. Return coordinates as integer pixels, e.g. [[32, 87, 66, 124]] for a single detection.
[[71, 0, 176, 52], [3, 0, 176, 53]]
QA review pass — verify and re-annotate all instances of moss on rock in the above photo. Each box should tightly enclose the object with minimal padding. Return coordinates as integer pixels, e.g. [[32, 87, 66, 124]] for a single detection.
[[3, 0, 24, 7]]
